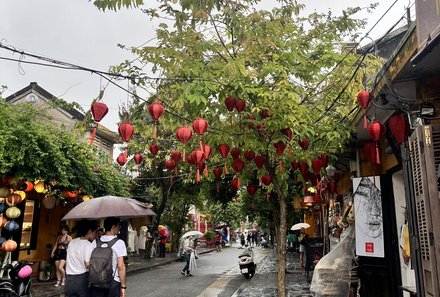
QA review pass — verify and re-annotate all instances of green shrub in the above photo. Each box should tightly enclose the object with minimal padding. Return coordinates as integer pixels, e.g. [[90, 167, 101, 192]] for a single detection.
[[204, 230, 215, 241]]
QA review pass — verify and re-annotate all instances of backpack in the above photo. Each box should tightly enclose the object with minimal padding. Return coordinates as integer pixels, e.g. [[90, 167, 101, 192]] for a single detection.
[[89, 237, 119, 289]]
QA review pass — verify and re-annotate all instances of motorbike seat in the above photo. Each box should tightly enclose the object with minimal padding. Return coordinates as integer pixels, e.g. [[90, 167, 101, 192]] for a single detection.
[[239, 253, 251, 258]]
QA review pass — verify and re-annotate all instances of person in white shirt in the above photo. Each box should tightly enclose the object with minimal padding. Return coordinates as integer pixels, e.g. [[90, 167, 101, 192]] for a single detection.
[[91, 217, 127, 297], [180, 235, 194, 277], [64, 220, 98, 297]]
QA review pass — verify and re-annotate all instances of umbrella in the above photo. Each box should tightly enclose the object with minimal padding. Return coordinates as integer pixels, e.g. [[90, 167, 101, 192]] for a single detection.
[[291, 222, 311, 231], [158, 225, 169, 238], [61, 195, 156, 220], [181, 230, 204, 239]]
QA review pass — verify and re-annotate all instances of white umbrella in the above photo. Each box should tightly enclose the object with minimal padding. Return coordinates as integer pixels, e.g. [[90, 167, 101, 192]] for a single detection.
[[180, 230, 204, 239], [61, 195, 156, 220], [291, 222, 311, 231]]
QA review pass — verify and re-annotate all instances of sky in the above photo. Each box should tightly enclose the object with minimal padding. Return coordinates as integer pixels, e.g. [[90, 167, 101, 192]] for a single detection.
[[0, 0, 414, 133]]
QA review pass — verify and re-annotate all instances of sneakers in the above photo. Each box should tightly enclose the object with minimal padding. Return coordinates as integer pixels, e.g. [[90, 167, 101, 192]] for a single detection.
[[180, 271, 185, 276], [187, 273, 193, 277], [54, 281, 61, 287]]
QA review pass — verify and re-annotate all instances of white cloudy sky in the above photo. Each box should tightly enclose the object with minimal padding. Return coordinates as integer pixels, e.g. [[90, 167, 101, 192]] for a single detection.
[[0, 0, 412, 132]]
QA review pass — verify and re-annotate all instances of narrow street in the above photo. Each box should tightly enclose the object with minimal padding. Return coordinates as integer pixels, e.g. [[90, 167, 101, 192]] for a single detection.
[[127, 244, 267, 297]]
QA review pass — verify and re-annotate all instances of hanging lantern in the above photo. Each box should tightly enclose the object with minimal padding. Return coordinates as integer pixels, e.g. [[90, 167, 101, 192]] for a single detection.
[[388, 114, 409, 144], [368, 120, 386, 164], [118, 122, 135, 142], [0, 187, 10, 198], [191, 150, 205, 183], [299, 161, 309, 179], [311, 158, 323, 174], [261, 175, 272, 202], [43, 194, 57, 209], [225, 96, 236, 111], [235, 98, 246, 112], [259, 109, 270, 119], [5, 221, 19, 233], [274, 141, 287, 172], [62, 190, 77, 199], [148, 102, 165, 139], [298, 137, 310, 150], [230, 178, 240, 192], [291, 160, 299, 170], [0, 203, 6, 214], [193, 118, 209, 151], [133, 153, 144, 165], [232, 159, 245, 173], [2, 239, 17, 252], [187, 153, 196, 166], [5, 207, 20, 219], [281, 128, 293, 141], [171, 151, 182, 163], [244, 150, 255, 161], [247, 184, 258, 209], [176, 126, 193, 161], [117, 153, 127, 166], [319, 154, 329, 167], [89, 101, 109, 145], [34, 180, 46, 193], [357, 90, 372, 128], [230, 148, 241, 160], [363, 142, 377, 164], [254, 155, 266, 169], [165, 159, 177, 183], [203, 145, 213, 160], [23, 182, 34, 192], [149, 144, 159, 156], [82, 195, 92, 202], [218, 144, 230, 174], [213, 167, 223, 193]]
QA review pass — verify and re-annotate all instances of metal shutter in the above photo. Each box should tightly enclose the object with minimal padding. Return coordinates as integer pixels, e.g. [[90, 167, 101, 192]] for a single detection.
[[408, 125, 440, 296]]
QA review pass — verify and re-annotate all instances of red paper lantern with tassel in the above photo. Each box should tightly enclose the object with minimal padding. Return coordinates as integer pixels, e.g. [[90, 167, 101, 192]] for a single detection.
[[235, 98, 246, 112], [213, 167, 223, 193], [89, 101, 109, 145], [116, 154, 127, 166], [244, 150, 255, 161], [148, 102, 164, 139], [118, 122, 135, 142], [192, 118, 208, 135], [274, 141, 287, 172], [187, 153, 196, 165], [203, 145, 213, 160], [247, 184, 258, 209], [218, 144, 230, 158], [171, 151, 182, 163], [232, 159, 245, 173], [299, 161, 309, 179], [191, 150, 205, 183], [368, 120, 386, 164], [319, 154, 329, 167], [230, 178, 239, 191], [357, 90, 372, 128], [225, 97, 236, 111], [281, 128, 293, 140], [388, 114, 408, 144], [261, 175, 272, 202], [133, 153, 144, 165], [176, 126, 192, 161], [254, 155, 266, 169], [165, 159, 176, 170], [311, 158, 322, 174], [231, 148, 241, 160], [298, 137, 309, 150], [149, 144, 159, 156]]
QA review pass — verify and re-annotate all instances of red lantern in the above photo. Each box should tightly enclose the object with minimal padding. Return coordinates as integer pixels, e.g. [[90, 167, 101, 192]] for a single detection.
[[368, 120, 386, 164], [165, 159, 177, 170], [149, 144, 159, 156], [388, 114, 408, 144], [203, 145, 213, 160], [225, 97, 236, 111], [328, 181, 336, 195], [133, 153, 144, 165], [176, 126, 192, 161], [291, 160, 299, 170], [247, 184, 258, 209], [298, 137, 309, 150], [231, 148, 241, 160], [232, 159, 245, 173], [244, 150, 255, 161], [171, 151, 182, 163], [116, 154, 127, 166], [319, 154, 329, 167], [148, 102, 165, 139], [254, 155, 266, 169], [259, 109, 270, 118], [311, 158, 322, 174], [299, 161, 309, 178], [192, 118, 208, 135], [230, 178, 239, 191], [218, 144, 230, 158], [187, 154, 196, 165], [281, 128, 293, 140], [261, 175, 272, 186], [191, 150, 205, 183], [235, 99, 246, 112], [23, 182, 34, 192], [118, 122, 135, 142], [213, 166, 223, 192], [91, 101, 109, 123], [357, 90, 372, 128], [274, 141, 287, 155], [363, 142, 377, 164]]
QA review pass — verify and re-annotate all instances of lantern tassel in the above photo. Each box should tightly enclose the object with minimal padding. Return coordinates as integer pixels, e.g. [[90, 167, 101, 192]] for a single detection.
[[89, 127, 97, 145], [266, 189, 270, 202], [196, 168, 200, 184], [363, 114, 368, 128], [224, 163, 229, 174], [230, 115, 233, 127], [199, 140, 203, 152], [216, 181, 220, 193], [153, 124, 157, 139], [183, 148, 186, 162], [279, 161, 283, 173], [123, 149, 128, 158], [204, 165, 209, 177], [175, 167, 178, 175], [170, 175, 174, 184], [375, 144, 380, 164], [288, 147, 292, 157], [237, 177, 240, 188], [251, 197, 255, 209], [154, 160, 157, 176]]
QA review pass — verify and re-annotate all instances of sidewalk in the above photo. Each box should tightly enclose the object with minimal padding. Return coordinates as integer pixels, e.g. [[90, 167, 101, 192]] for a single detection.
[[232, 248, 313, 297], [32, 246, 216, 297]]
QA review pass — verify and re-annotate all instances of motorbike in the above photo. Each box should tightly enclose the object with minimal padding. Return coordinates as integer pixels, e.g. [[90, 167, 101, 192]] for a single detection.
[[238, 245, 256, 279], [0, 261, 33, 297]]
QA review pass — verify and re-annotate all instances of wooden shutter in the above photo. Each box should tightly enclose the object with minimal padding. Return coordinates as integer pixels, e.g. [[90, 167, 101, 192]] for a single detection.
[[408, 124, 440, 296]]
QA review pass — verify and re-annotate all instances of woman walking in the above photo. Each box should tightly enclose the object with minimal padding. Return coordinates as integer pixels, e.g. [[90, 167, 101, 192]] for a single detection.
[[52, 225, 72, 287]]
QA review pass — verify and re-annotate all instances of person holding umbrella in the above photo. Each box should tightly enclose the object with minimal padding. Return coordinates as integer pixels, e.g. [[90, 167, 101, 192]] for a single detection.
[[158, 225, 169, 258], [180, 235, 194, 277]]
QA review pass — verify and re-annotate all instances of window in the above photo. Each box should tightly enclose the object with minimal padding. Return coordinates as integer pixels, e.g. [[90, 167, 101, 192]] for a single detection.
[[20, 200, 36, 250]]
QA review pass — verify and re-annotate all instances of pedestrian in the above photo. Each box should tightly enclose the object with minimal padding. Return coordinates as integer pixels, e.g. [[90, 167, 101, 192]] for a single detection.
[[180, 235, 194, 277], [64, 220, 98, 297], [51, 225, 72, 287], [215, 232, 222, 252], [90, 217, 127, 297], [240, 233, 245, 248], [159, 231, 167, 258], [246, 232, 251, 245], [193, 238, 199, 259], [298, 227, 306, 268]]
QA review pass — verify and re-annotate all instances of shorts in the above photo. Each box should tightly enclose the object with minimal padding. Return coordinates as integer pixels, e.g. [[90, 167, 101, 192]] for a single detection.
[[54, 248, 67, 261], [299, 244, 305, 253]]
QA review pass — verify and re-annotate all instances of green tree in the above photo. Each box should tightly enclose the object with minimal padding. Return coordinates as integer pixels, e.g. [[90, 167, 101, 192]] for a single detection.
[[95, 1, 382, 295], [0, 100, 130, 197]]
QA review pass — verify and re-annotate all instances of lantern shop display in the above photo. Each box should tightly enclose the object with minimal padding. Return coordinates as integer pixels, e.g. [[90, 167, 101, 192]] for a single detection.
[[34, 180, 46, 193], [5, 220, 19, 233], [5, 207, 21, 219]]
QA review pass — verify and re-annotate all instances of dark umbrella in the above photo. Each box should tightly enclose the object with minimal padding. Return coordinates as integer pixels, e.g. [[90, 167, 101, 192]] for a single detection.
[[61, 195, 156, 220]]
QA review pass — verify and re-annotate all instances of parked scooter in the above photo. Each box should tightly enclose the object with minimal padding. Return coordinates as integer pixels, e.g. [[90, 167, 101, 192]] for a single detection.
[[238, 244, 256, 279], [0, 261, 33, 297]]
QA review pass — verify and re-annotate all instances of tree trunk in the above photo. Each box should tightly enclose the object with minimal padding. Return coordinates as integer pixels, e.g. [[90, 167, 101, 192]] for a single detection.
[[277, 193, 287, 297]]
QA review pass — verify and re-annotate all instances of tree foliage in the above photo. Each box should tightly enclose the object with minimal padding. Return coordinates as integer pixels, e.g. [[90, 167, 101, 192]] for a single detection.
[[0, 100, 130, 197]]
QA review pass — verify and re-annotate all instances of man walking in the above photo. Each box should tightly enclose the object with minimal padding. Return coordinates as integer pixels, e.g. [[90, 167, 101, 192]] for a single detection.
[[65, 220, 98, 297], [90, 217, 127, 297]]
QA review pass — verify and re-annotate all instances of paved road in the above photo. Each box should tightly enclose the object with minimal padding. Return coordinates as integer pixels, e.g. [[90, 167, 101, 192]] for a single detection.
[[127, 244, 266, 297]]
